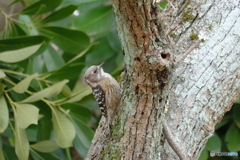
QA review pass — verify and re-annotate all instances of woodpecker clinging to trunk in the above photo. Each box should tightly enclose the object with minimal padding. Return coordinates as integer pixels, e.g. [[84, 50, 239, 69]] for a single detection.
[[84, 63, 121, 132]]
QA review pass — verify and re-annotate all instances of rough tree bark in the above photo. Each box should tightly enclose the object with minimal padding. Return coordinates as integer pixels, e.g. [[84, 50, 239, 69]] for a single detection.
[[86, 0, 240, 160]]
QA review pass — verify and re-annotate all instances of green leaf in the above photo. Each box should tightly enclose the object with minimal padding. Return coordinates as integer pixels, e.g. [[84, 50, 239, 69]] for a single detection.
[[225, 124, 240, 151], [43, 45, 65, 72], [2, 144, 18, 160], [26, 55, 44, 74], [62, 87, 92, 104], [2, 21, 26, 39], [42, 5, 78, 24], [206, 133, 221, 152], [26, 127, 38, 142], [215, 115, 231, 130], [71, 115, 93, 149], [62, 103, 91, 123], [107, 30, 122, 53], [198, 148, 208, 160], [73, 5, 115, 37], [0, 96, 9, 133], [37, 116, 52, 141], [159, 1, 168, 12], [22, 80, 69, 103], [0, 148, 5, 160], [39, 27, 90, 54], [48, 63, 84, 80], [45, 44, 94, 80], [159, 1, 168, 9], [15, 123, 29, 160], [86, 37, 114, 66], [31, 140, 59, 153], [73, 137, 88, 157], [8, 0, 22, 7], [62, 0, 99, 5], [30, 151, 62, 160], [0, 71, 6, 79], [15, 104, 39, 129], [0, 44, 42, 63], [235, 96, 240, 104], [61, 85, 72, 97], [233, 105, 240, 128], [0, 36, 49, 52], [21, 0, 62, 15], [14, 73, 38, 93], [52, 108, 76, 148]]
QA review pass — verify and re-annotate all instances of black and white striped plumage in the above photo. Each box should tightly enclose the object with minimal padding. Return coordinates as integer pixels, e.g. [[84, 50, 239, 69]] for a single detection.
[[92, 85, 107, 119], [84, 63, 121, 131]]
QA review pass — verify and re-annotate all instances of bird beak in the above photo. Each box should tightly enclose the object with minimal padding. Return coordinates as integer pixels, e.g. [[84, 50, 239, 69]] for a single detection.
[[99, 62, 104, 68]]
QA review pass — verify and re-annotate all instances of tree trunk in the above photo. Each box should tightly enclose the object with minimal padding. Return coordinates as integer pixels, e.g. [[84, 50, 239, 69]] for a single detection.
[[85, 0, 240, 160]]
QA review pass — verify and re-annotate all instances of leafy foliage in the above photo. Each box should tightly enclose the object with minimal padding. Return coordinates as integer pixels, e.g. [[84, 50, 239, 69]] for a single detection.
[[0, 0, 123, 159]]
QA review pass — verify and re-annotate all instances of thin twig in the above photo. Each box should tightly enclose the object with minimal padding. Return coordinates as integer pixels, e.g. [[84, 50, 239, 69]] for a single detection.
[[163, 120, 188, 160]]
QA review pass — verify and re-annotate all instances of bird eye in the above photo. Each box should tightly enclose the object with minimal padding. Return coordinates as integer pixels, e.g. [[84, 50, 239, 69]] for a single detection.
[[93, 70, 97, 73]]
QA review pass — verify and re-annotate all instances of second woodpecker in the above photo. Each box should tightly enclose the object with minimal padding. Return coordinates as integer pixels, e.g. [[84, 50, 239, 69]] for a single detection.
[[84, 63, 121, 131]]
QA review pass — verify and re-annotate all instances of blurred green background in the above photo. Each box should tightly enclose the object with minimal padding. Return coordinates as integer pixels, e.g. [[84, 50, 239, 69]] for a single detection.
[[0, 0, 239, 160]]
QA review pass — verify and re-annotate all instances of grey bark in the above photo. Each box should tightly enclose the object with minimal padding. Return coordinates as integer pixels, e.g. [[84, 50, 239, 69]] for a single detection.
[[163, 0, 240, 159], [86, 0, 240, 160]]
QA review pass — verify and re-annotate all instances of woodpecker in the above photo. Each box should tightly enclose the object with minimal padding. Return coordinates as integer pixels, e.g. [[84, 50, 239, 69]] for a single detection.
[[84, 63, 121, 131]]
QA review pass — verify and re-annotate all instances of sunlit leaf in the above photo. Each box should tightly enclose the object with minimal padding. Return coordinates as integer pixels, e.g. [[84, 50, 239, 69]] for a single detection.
[[15, 123, 29, 160], [14, 73, 38, 93], [0, 96, 9, 133], [225, 124, 240, 151], [15, 104, 39, 129], [0, 44, 42, 63], [42, 5, 78, 24], [22, 80, 69, 103], [39, 27, 90, 54], [31, 140, 59, 153], [61, 85, 72, 97], [0, 71, 6, 79], [52, 108, 76, 148]]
